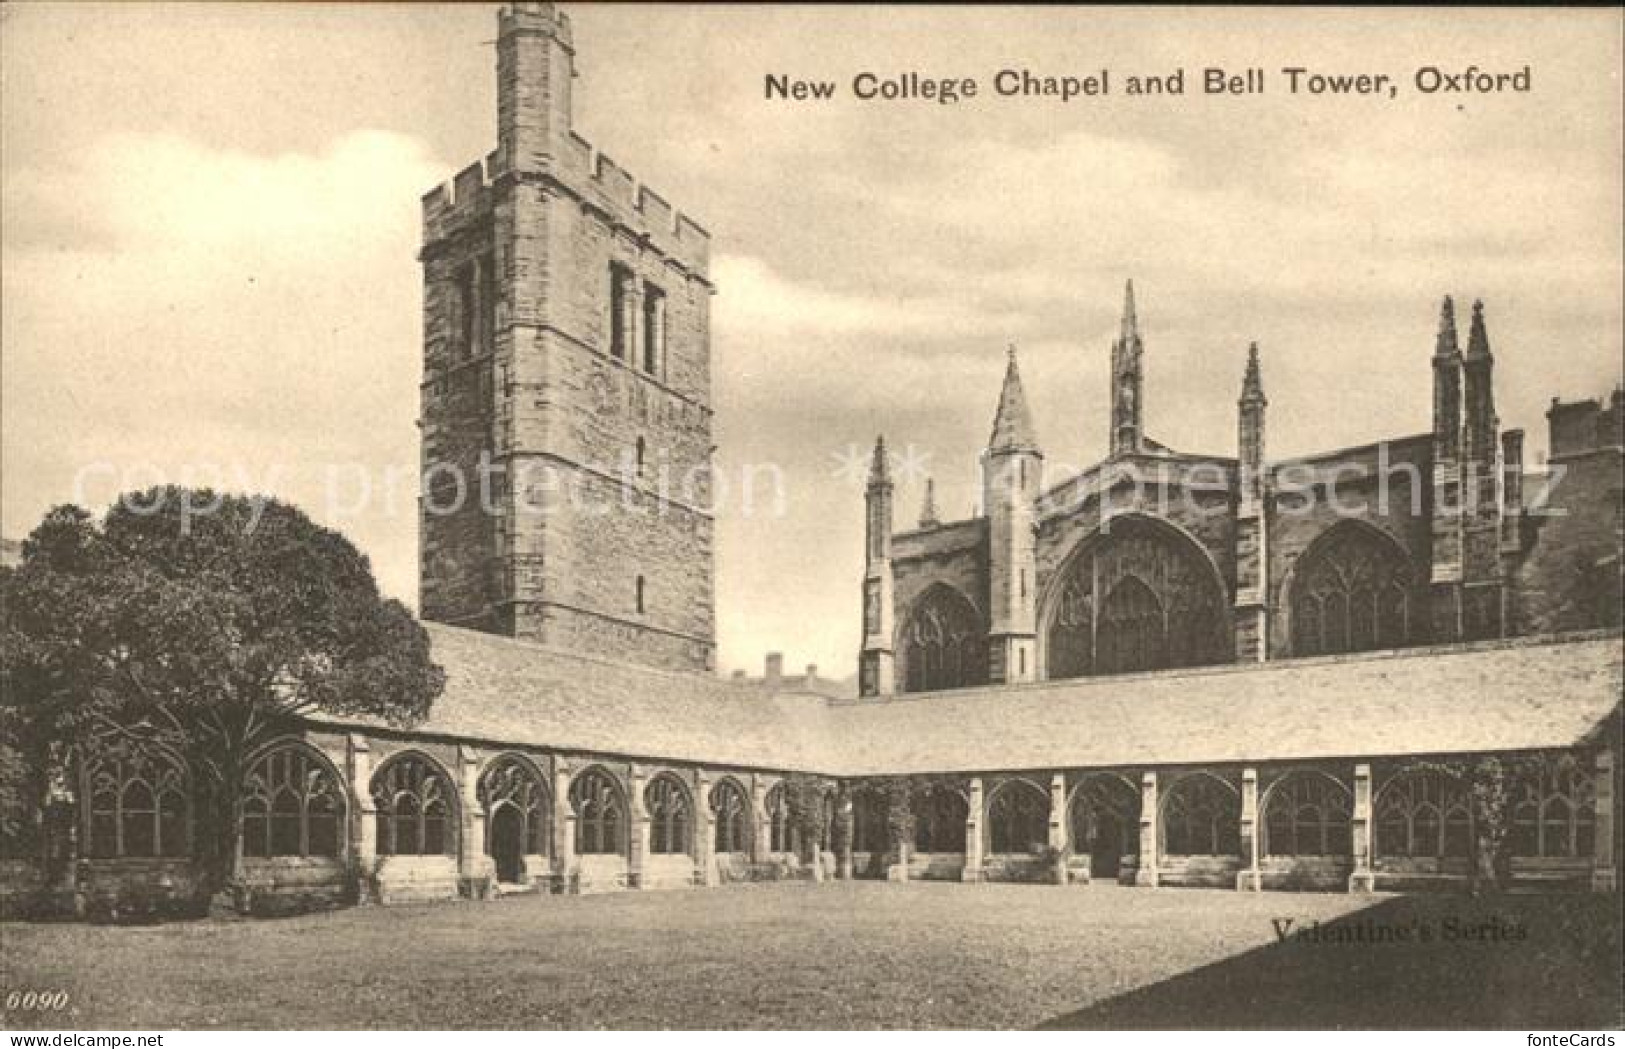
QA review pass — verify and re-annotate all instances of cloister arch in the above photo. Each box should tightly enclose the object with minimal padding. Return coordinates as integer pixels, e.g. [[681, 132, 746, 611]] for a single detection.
[[371, 751, 457, 857], [709, 777, 750, 856], [569, 765, 628, 857], [1260, 771, 1352, 858], [1159, 772, 1240, 857], [985, 778, 1049, 856], [242, 739, 346, 860], [478, 754, 550, 883], [83, 737, 191, 860], [1068, 773, 1139, 879], [645, 773, 693, 856]]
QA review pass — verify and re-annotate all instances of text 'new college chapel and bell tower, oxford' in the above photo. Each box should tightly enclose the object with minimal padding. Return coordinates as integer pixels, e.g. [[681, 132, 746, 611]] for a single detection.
[[418, 1, 717, 673]]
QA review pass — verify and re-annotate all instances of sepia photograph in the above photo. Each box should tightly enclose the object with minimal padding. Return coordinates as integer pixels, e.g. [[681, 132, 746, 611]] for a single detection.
[[1, 1, 1622, 1035]]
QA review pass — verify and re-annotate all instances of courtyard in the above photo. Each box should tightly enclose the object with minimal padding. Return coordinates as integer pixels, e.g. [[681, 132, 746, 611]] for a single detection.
[[3, 881, 1620, 1030]]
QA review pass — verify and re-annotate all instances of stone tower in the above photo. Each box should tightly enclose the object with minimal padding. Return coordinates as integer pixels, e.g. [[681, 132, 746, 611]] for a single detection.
[[983, 348, 1042, 685], [418, 2, 716, 671], [1233, 343, 1269, 662]]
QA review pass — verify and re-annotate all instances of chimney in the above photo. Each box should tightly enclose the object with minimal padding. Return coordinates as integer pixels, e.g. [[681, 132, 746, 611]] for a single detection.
[[731, 670, 746, 681], [804, 664, 819, 683], [764, 652, 783, 686]]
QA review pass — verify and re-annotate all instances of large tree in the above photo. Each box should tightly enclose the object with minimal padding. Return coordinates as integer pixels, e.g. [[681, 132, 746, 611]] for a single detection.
[[1, 488, 444, 890]]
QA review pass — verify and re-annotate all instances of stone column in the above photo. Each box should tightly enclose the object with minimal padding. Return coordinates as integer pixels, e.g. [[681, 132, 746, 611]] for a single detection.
[[627, 766, 648, 890], [963, 776, 985, 883], [1134, 771, 1159, 887], [695, 771, 717, 887], [1237, 767, 1262, 891], [348, 734, 376, 904], [751, 777, 770, 864], [457, 745, 491, 897], [1049, 772, 1069, 885], [553, 760, 575, 893], [1594, 747, 1618, 894], [1350, 763, 1376, 893], [838, 788, 855, 881]]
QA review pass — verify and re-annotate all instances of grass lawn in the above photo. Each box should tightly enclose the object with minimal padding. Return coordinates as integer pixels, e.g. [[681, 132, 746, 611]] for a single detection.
[[3, 882, 1620, 1030]]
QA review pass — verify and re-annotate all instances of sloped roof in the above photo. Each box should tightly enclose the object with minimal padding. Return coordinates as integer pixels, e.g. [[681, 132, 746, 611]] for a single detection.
[[987, 350, 1040, 453], [825, 632, 1622, 776], [322, 624, 837, 773], [320, 626, 1621, 778]]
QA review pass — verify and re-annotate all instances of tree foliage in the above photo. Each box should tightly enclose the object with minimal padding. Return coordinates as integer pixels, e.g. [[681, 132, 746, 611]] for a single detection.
[[0, 489, 445, 886]]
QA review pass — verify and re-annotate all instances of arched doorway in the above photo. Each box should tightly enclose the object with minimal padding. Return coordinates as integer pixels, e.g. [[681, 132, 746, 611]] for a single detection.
[[479, 756, 550, 885], [1069, 775, 1139, 880], [488, 804, 524, 883]]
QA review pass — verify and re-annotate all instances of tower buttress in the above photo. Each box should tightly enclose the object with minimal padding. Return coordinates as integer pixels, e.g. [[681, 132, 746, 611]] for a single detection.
[[859, 437, 896, 697], [1234, 343, 1269, 661], [1110, 280, 1145, 456], [1459, 300, 1504, 638], [984, 347, 1042, 684]]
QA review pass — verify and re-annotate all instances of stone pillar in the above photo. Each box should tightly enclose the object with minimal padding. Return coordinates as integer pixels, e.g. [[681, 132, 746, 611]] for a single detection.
[[963, 776, 985, 883], [457, 745, 492, 897], [1349, 763, 1376, 893], [1049, 772, 1069, 885], [553, 760, 575, 893], [695, 771, 717, 887], [347, 734, 376, 903], [1134, 771, 1159, 887], [838, 789, 855, 881], [627, 766, 648, 890], [1236, 768, 1262, 891], [751, 777, 770, 864], [1594, 747, 1618, 894]]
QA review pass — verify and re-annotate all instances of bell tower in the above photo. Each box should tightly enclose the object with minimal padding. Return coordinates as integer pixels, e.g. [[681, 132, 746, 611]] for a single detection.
[[418, 3, 717, 671]]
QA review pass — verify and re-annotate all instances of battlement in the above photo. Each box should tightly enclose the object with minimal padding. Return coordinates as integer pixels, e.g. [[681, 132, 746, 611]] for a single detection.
[[423, 132, 710, 276], [498, 2, 572, 48], [1549, 389, 1625, 458]]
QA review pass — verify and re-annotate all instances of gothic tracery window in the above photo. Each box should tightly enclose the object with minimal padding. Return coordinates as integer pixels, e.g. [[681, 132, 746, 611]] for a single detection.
[[372, 754, 454, 857], [710, 778, 749, 855], [900, 585, 986, 693], [852, 790, 889, 854], [765, 783, 789, 853], [1290, 523, 1415, 657], [1161, 774, 1240, 856], [84, 740, 188, 860], [1046, 516, 1227, 680], [1508, 755, 1595, 860], [1262, 773, 1352, 857], [1375, 768, 1472, 859], [988, 781, 1048, 855], [243, 743, 342, 859], [646, 775, 692, 856], [571, 768, 625, 856], [1068, 775, 1140, 865]]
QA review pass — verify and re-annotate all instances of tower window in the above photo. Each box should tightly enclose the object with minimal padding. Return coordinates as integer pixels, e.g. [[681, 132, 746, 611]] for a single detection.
[[635, 575, 646, 614], [642, 282, 666, 376], [635, 436, 647, 479], [454, 264, 476, 359], [609, 263, 634, 361]]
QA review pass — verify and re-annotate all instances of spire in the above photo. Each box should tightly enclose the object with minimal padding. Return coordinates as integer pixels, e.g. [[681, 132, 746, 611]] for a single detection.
[[988, 345, 1041, 454], [1434, 296, 1460, 359], [866, 435, 891, 488], [1110, 280, 1145, 456], [1240, 341, 1266, 405], [918, 478, 940, 529], [1121, 279, 1139, 341], [1466, 299, 1492, 360]]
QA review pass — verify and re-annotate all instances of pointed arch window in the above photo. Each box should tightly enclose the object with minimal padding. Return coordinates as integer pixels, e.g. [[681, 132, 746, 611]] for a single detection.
[[1162, 774, 1240, 856], [646, 775, 692, 856], [84, 742, 189, 859], [479, 757, 551, 858], [711, 779, 749, 855], [988, 781, 1048, 855], [1045, 517, 1227, 680], [1262, 774, 1352, 857], [373, 755, 454, 857], [571, 768, 625, 856], [1508, 755, 1595, 859], [1375, 768, 1472, 859], [1291, 523, 1415, 656], [912, 788, 968, 854], [900, 585, 985, 693], [243, 744, 343, 859]]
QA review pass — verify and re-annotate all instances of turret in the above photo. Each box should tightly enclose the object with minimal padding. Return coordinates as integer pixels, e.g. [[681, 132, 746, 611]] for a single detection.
[[1110, 280, 1146, 456], [858, 437, 896, 697], [1234, 343, 1269, 661], [918, 477, 940, 529], [1458, 300, 1504, 639], [983, 347, 1041, 684], [1429, 296, 1465, 640], [497, 2, 576, 173]]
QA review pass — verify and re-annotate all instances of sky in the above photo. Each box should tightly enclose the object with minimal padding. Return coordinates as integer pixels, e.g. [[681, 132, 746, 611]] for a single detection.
[[3, 4, 1621, 680]]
